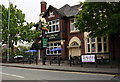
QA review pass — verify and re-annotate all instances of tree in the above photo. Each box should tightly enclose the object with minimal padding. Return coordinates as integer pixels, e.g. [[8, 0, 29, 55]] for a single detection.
[[75, 2, 120, 37], [2, 4, 40, 60]]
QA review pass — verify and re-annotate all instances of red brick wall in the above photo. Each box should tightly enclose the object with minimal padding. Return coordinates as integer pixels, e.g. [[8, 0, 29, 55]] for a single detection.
[[59, 18, 85, 58], [41, 1, 47, 13]]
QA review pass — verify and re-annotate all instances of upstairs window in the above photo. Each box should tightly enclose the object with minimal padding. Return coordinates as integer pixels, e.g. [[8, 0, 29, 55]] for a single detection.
[[47, 19, 60, 33], [70, 19, 79, 32]]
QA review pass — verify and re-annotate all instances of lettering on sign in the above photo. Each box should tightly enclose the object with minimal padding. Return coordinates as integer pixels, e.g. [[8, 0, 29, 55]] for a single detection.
[[81, 55, 95, 62], [47, 33, 60, 40], [42, 38, 48, 48]]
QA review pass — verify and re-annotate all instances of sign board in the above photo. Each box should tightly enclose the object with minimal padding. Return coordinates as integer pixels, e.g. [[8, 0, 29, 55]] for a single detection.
[[46, 33, 60, 40], [81, 55, 95, 62], [42, 38, 48, 48]]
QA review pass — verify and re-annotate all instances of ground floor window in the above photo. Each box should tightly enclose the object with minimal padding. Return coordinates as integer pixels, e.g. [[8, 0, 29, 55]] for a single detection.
[[85, 37, 108, 53], [46, 42, 61, 55]]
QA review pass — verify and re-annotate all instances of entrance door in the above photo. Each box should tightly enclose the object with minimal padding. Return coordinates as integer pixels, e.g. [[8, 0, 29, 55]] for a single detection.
[[70, 47, 81, 56], [68, 37, 81, 57]]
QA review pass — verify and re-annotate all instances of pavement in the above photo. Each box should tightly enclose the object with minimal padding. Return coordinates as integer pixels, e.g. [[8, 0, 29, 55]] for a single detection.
[[1, 60, 120, 75]]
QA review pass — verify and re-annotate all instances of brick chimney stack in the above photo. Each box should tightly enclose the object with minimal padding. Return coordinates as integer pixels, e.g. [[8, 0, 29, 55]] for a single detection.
[[41, 0, 47, 14]]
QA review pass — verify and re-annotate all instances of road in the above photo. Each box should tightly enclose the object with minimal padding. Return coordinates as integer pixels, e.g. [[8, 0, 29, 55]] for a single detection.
[[1, 66, 116, 80]]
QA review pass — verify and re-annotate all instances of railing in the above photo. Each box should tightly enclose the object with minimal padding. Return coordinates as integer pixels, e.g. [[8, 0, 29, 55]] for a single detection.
[[47, 53, 113, 67]]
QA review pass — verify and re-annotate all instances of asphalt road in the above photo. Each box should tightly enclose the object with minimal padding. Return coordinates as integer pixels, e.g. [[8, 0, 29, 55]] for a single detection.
[[1, 66, 116, 80]]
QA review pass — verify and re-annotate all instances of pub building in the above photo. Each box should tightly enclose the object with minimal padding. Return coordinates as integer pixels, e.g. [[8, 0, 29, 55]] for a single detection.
[[33, 0, 120, 62]]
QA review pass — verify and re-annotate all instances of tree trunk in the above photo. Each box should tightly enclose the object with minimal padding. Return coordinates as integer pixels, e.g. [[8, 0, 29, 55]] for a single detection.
[[10, 40, 14, 62]]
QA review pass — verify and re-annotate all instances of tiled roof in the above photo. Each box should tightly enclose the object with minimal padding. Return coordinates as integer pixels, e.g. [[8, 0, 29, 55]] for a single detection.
[[43, 4, 81, 18], [58, 4, 81, 17]]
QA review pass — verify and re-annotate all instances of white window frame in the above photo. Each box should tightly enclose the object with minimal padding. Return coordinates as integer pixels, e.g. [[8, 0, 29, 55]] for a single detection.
[[86, 38, 91, 53], [47, 19, 60, 33], [85, 37, 108, 53], [70, 19, 79, 32], [46, 42, 61, 55], [91, 38, 96, 53]]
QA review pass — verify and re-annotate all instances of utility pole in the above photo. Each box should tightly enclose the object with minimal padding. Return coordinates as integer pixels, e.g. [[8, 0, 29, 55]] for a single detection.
[[7, 0, 10, 62]]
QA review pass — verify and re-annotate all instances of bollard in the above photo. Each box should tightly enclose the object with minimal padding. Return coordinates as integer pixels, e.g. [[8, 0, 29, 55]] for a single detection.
[[95, 54, 97, 67], [58, 56, 60, 66], [110, 53, 112, 68], [70, 55, 72, 66], [22, 57, 24, 64], [80, 56, 83, 67], [35, 55, 38, 65], [50, 58, 52, 65], [42, 55, 46, 65]]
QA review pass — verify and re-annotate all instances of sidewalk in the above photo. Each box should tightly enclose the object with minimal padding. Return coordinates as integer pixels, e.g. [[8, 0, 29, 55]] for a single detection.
[[1, 61, 119, 75]]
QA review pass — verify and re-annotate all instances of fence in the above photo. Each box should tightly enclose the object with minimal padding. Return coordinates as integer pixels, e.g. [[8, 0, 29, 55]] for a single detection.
[[47, 53, 112, 67]]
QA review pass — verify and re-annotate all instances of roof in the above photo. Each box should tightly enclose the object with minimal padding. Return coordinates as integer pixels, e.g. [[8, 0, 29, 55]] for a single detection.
[[43, 4, 81, 18], [58, 4, 81, 17]]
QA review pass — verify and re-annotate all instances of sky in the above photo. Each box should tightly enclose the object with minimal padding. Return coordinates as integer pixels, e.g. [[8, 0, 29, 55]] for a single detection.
[[2, 0, 85, 23]]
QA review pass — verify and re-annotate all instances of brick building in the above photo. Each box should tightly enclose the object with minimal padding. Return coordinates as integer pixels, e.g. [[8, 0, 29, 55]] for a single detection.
[[34, 0, 120, 62], [34, 1, 84, 59]]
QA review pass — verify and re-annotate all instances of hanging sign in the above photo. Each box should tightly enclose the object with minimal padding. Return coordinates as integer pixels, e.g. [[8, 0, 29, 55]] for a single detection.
[[42, 38, 48, 48], [46, 33, 60, 40]]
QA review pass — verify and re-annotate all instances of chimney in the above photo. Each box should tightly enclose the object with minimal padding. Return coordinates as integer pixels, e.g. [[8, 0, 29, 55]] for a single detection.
[[41, 0, 47, 14]]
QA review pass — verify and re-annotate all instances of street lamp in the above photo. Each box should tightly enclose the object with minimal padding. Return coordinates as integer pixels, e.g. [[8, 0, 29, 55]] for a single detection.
[[7, 0, 11, 62]]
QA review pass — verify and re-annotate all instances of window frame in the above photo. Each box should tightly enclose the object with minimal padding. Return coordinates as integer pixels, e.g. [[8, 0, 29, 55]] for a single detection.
[[47, 19, 60, 33], [85, 37, 108, 53], [46, 42, 61, 55], [70, 19, 79, 32]]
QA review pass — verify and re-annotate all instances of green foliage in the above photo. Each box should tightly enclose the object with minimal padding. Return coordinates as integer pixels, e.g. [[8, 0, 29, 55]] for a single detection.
[[17, 45, 30, 57], [2, 4, 41, 44], [2, 4, 41, 56], [19, 22, 41, 43], [75, 2, 120, 37]]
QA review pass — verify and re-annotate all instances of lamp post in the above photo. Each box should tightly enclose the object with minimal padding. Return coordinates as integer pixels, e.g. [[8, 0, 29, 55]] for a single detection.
[[7, 0, 10, 62]]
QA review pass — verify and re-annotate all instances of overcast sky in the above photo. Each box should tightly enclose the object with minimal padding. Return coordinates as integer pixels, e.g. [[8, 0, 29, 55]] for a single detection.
[[2, 0, 85, 23]]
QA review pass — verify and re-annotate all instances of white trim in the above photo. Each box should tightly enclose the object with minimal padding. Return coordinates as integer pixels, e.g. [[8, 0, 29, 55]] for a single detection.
[[47, 19, 60, 33], [85, 37, 109, 53], [46, 42, 61, 55], [70, 19, 79, 32]]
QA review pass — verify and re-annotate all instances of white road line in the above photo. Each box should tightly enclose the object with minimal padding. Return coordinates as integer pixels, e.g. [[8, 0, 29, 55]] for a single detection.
[[0, 72, 24, 78]]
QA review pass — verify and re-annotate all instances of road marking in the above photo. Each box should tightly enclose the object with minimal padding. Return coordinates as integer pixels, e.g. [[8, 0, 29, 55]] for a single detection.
[[63, 71, 115, 76], [0, 72, 24, 78]]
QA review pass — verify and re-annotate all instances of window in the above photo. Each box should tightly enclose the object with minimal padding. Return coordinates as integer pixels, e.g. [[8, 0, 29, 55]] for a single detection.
[[85, 37, 108, 53], [103, 37, 107, 52], [70, 19, 79, 32], [97, 37, 102, 52], [46, 42, 61, 55], [48, 19, 60, 33], [87, 38, 90, 52], [71, 42, 79, 46], [91, 38, 96, 52]]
